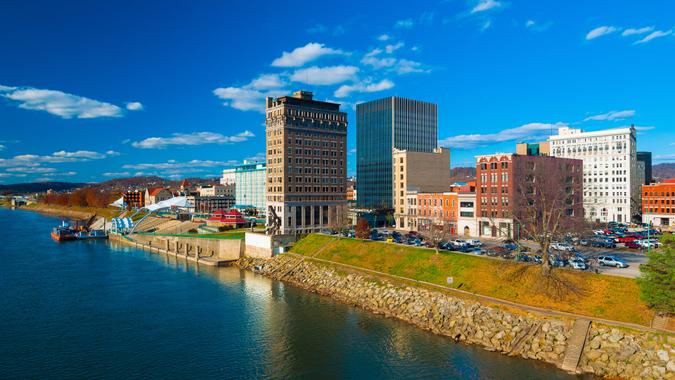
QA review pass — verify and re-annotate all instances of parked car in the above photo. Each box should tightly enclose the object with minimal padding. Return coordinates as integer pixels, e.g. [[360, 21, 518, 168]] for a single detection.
[[465, 239, 482, 247], [593, 230, 605, 236], [617, 235, 638, 243], [452, 239, 468, 247], [551, 242, 574, 251], [624, 241, 642, 249], [638, 240, 661, 249], [598, 256, 628, 268], [570, 258, 587, 270]]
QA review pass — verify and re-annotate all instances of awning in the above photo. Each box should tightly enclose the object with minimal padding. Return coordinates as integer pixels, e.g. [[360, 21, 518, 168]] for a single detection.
[[143, 196, 188, 212]]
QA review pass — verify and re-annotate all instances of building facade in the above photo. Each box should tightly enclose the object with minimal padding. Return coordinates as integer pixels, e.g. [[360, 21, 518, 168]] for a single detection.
[[265, 90, 347, 234], [123, 190, 144, 209], [637, 151, 652, 185], [144, 188, 172, 206], [457, 192, 478, 237], [549, 126, 638, 223], [416, 192, 459, 234], [642, 179, 675, 230], [198, 184, 235, 197], [356, 96, 437, 209], [475, 153, 583, 238], [234, 161, 266, 213], [220, 168, 235, 186], [186, 195, 235, 214], [392, 148, 451, 230]]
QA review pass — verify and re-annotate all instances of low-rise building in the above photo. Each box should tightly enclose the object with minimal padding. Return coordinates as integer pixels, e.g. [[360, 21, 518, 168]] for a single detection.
[[123, 190, 144, 209], [145, 188, 173, 206], [457, 192, 478, 237], [186, 195, 235, 214], [416, 192, 459, 234], [475, 153, 583, 238], [206, 209, 250, 229], [198, 184, 235, 197], [642, 179, 675, 230]]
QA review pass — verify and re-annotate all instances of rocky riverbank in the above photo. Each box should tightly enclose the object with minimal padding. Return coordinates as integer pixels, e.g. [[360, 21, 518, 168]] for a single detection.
[[236, 255, 674, 379]]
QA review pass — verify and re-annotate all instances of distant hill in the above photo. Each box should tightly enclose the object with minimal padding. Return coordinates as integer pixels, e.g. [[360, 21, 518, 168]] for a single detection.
[[0, 181, 87, 195], [450, 167, 476, 183], [653, 163, 675, 181]]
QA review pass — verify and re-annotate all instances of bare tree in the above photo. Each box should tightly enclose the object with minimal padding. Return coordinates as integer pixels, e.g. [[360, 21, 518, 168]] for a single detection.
[[328, 204, 351, 235], [418, 220, 453, 254]]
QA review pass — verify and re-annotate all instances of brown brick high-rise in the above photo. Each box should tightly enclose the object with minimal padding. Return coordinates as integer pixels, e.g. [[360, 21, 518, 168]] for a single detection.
[[265, 91, 347, 234]]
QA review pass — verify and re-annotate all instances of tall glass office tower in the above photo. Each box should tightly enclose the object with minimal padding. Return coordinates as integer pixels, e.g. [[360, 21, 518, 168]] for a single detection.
[[356, 96, 437, 209]]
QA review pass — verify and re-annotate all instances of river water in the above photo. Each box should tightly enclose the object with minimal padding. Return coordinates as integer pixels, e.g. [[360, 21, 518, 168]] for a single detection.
[[0, 208, 590, 379]]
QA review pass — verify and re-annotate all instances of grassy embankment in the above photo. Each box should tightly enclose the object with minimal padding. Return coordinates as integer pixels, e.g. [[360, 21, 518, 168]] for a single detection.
[[140, 227, 266, 240], [291, 234, 655, 326]]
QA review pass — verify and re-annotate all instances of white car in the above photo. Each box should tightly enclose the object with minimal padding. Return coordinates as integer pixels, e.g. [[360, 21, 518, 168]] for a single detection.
[[598, 256, 628, 268], [593, 230, 605, 236], [638, 240, 661, 248], [465, 239, 482, 247], [551, 242, 574, 251], [452, 239, 468, 247], [570, 258, 587, 270]]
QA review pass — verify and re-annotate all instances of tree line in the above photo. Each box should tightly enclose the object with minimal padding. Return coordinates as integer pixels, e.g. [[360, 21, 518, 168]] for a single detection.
[[41, 188, 120, 209]]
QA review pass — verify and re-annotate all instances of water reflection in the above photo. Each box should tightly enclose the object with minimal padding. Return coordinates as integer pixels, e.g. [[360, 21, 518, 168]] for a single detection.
[[0, 208, 591, 380]]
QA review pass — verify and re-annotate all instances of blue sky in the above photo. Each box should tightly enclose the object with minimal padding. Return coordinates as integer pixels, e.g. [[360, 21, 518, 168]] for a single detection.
[[1, 0, 674, 184]]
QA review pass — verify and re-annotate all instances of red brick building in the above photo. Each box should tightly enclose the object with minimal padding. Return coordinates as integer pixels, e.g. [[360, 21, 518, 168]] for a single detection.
[[642, 179, 675, 230], [417, 192, 459, 234], [122, 190, 144, 209], [475, 153, 583, 238]]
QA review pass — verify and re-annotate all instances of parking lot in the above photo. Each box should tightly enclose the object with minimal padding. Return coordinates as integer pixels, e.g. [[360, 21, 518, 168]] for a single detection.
[[348, 227, 657, 279]]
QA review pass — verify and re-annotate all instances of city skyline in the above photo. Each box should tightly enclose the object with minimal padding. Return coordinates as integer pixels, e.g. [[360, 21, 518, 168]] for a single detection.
[[1, 1, 675, 184]]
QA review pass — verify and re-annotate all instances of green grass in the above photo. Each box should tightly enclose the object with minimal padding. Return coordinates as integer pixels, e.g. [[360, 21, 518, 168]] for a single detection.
[[291, 234, 655, 326]]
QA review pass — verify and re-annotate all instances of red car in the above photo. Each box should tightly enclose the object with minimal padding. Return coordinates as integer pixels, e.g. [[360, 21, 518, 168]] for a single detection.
[[617, 235, 638, 243], [624, 241, 642, 249]]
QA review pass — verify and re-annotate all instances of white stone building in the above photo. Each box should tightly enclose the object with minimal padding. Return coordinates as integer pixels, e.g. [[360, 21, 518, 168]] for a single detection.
[[549, 126, 638, 223], [457, 192, 478, 237]]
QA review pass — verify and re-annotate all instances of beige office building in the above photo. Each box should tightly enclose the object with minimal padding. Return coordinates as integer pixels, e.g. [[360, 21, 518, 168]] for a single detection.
[[392, 148, 451, 229], [265, 91, 347, 234]]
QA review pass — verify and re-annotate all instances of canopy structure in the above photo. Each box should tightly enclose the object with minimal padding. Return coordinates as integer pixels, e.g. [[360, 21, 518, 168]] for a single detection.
[[143, 196, 188, 212], [110, 197, 125, 208]]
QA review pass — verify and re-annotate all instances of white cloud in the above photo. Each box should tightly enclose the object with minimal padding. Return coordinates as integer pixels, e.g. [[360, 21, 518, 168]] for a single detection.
[[103, 171, 132, 177], [361, 50, 397, 69], [385, 42, 405, 54], [634, 29, 672, 44], [271, 42, 344, 67], [395, 59, 428, 74], [131, 131, 254, 149], [125, 102, 143, 111], [0, 85, 128, 119], [586, 26, 620, 40], [377, 34, 391, 41], [480, 20, 492, 32], [525, 19, 552, 32], [622, 26, 654, 36], [123, 159, 240, 171], [584, 110, 635, 121], [213, 85, 286, 112], [471, 0, 501, 14], [395, 19, 414, 29], [654, 153, 675, 161], [249, 74, 285, 90], [334, 79, 394, 98], [290, 65, 359, 85], [439, 122, 567, 149], [5, 167, 56, 174], [0, 150, 118, 168], [0, 144, 4, 151]]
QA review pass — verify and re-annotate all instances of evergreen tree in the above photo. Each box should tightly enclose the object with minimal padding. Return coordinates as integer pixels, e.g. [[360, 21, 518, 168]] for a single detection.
[[638, 236, 675, 314]]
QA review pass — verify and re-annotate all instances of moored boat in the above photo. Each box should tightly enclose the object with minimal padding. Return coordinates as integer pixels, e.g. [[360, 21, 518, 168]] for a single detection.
[[51, 222, 78, 242]]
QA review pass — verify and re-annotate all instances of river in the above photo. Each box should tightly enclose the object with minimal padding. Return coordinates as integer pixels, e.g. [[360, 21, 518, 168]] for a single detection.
[[0, 208, 591, 379]]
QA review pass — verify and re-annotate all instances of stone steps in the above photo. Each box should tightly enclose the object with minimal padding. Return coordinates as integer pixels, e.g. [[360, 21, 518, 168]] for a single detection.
[[561, 319, 591, 372]]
